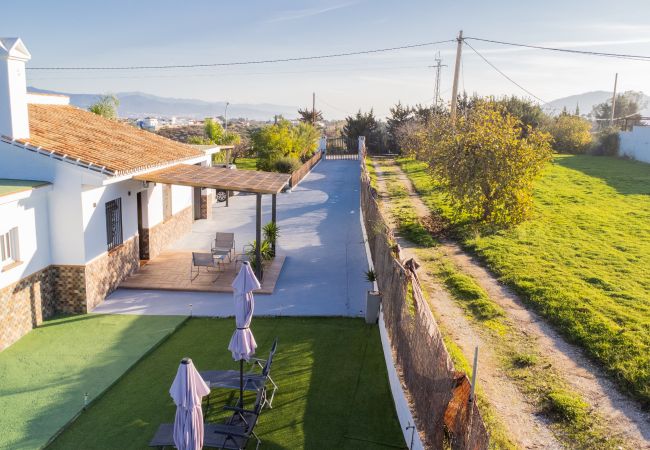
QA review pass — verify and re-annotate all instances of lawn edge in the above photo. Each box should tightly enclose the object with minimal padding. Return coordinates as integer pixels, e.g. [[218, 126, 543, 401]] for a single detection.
[[44, 315, 190, 449]]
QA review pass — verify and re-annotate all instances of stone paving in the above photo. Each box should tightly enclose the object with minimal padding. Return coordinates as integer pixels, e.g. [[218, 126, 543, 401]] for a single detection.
[[93, 160, 369, 317]]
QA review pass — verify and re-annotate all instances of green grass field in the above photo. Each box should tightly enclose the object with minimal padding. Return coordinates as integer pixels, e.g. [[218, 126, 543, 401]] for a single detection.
[[398, 155, 650, 406], [233, 157, 258, 170], [49, 317, 404, 450], [0, 314, 185, 450]]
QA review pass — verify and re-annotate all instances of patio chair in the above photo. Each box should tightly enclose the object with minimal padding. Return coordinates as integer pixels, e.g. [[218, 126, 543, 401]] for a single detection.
[[234, 244, 253, 271], [191, 252, 225, 283], [212, 232, 235, 261], [149, 388, 267, 450], [202, 338, 278, 409]]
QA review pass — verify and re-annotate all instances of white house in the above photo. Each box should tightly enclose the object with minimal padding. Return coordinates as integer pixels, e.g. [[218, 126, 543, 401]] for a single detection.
[[0, 38, 222, 350], [620, 125, 650, 164]]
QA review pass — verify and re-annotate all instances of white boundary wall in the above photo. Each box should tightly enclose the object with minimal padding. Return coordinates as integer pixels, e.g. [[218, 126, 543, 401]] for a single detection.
[[620, 126, 650, 163], [359, 181, 424, 450]]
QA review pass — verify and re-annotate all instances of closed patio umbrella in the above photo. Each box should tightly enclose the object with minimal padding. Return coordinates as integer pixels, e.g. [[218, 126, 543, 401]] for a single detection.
[[169, 358, 210, 450], [228, 261, 260, 406]]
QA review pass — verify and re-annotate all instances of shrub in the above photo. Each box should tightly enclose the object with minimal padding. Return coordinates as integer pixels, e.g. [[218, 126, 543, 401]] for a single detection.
[[544, 115, 592, 154], [274, 157, 301, 174], [546, 390, 589, 423], [252, 119, 319, 171], [590, 128, 620, 156], [427, 100, 553, 226]]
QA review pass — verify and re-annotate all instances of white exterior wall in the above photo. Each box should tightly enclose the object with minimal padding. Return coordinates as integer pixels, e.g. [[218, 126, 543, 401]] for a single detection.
[[81, 179, 141, 263], [171, 184, 192, 215], [0, 186, 52, 287], [0, 141, 96, 265], [620, 126, 650, 164]]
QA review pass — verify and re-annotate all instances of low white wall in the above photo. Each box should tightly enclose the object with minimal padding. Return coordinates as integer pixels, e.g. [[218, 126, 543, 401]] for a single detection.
[[620, 126, 650, 163], [0, 187, 52, 287], [359, 192, 423, 450], [81, 179, 141, 263]]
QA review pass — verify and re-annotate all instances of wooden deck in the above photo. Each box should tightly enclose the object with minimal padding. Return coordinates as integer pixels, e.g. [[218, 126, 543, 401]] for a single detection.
[[119, 251, 285, 294]]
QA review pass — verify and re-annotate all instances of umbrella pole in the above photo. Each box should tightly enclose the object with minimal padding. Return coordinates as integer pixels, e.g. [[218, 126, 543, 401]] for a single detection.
[[239, 359, 244, 407]]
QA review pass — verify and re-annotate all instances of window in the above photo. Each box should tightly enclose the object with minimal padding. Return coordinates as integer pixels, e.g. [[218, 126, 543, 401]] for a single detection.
[[105, 198, 123, 251], [0, 227, 19, 267]]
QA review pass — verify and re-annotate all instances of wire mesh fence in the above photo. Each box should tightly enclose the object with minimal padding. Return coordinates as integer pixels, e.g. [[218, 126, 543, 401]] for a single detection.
[[360, 159, 489, 449]]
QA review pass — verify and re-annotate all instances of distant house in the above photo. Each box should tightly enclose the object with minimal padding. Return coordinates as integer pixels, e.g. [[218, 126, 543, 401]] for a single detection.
[[0, 38, 222, 350], [140, 116, 159, 131]]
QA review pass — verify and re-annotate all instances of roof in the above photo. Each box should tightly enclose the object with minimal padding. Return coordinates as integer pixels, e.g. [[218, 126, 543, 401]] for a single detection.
[[0, 179, 50, 197], [14, 105, 205, 176], [134, 164, 290, 195]]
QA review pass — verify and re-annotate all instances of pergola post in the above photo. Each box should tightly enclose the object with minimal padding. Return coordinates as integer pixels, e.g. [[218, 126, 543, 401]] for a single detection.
[[271, 194, 277, 255], [255, 193, 263, 280]]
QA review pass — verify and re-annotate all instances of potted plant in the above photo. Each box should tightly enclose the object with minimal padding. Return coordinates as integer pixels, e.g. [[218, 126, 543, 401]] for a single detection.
[[364, 269, 381, 324], [263, 222, 280, 257]]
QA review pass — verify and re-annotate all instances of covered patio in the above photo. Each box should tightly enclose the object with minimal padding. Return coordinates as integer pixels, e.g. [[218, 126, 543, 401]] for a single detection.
[[124, 164, 289, 292]]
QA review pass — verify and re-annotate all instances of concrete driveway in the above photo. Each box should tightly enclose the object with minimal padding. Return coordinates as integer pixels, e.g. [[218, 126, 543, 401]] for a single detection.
[[93, 159, 370, 317]]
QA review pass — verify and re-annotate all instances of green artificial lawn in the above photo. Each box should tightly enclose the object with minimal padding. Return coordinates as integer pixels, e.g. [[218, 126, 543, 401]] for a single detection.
[[49, 317, 405, 450], [0, 314, 185, 450], [233, 158, 258, 170], [398, 155, 650, 406]]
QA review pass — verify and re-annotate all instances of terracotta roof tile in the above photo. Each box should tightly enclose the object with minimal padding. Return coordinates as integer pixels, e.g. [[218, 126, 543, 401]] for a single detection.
[[17, 104, 204, 175]]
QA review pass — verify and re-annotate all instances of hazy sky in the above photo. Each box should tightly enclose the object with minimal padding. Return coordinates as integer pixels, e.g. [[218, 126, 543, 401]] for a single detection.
[[2, 0, 650, 118]]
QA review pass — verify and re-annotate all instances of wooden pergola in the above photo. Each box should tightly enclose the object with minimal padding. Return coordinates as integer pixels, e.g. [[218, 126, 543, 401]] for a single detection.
[[135, 164, 289, 279]]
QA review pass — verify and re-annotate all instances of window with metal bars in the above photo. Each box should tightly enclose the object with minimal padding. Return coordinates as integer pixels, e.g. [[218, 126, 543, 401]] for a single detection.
[[105, 198, 123, 251]]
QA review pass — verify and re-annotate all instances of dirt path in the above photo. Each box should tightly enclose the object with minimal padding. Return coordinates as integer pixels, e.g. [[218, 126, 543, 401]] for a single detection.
[[378, 158, 650, 448], [373, 161, 562, 449]]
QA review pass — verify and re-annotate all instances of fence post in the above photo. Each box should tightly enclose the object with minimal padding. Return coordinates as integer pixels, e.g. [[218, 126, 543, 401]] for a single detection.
[[469, 346, 479, 403], [319, 136, 327, 154], [358, 135, 366, 159]]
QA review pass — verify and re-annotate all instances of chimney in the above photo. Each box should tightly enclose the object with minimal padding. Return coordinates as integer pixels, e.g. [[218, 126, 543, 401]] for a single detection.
[[0, 38, 31, 140]]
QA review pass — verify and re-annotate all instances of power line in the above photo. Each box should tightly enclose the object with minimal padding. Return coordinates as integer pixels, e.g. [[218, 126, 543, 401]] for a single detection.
[[27, 39, 456, 71], [465, 36, 650, 61], [464, 40, 549, 104]]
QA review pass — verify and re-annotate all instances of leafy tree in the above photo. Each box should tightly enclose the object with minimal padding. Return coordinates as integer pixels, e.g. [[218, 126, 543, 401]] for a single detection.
[[251, 119, 319, 171], [494, 95, 549, 134], [342, 109, 382, 152], [544, 115, 592, 154], [297, 108, 323, 124], [190, 118, 243, 147], [386, 102, 413, 152], [427, 100, 553, 226], [591, 91, 646, 129], [88, 94, 119, 119]]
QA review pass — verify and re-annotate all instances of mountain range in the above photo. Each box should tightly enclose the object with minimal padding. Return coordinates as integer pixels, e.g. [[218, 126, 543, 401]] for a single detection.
[[545, 90, 650, 116], [28, 87, 650, 120], [28, 87, 297, 120]]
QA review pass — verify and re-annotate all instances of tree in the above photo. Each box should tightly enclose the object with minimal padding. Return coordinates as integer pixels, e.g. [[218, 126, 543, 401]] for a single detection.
[[427, 100, 553, 226], [386, 102, 413, 152], [544, 115, 592, 154], [591, 91, 646, 129], [88, 94, 119, 119], [251, 119, 319, 172], [297, 108, 323, 124], [342, 109, 382, 152], [190, 118, 242, 147], [494, 95, 549, 134]]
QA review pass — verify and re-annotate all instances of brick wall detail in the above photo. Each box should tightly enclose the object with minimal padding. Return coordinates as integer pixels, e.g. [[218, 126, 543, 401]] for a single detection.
[[200, 190, 215, 220], [85, 236, 139, 311], [145, 206, 192, 260], [0, 267, 55, 351]]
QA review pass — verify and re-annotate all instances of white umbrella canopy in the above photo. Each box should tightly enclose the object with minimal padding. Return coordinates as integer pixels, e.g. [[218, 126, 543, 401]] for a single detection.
[[228, 261, 261, 406], [228, 261, 260, 361], [169, 358, 210, 450]]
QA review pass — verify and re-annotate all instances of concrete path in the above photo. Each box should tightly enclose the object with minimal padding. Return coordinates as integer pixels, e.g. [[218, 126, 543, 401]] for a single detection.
[[93, 160, 369, 317]]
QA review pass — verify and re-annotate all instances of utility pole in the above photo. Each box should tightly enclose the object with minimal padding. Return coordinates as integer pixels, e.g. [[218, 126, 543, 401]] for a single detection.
[[429, 52, 447, 108], [610, 73, 618, 126], [224, 101, 230, 133], [450, 30, 464, 124], [312, 92, 316, 125]]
